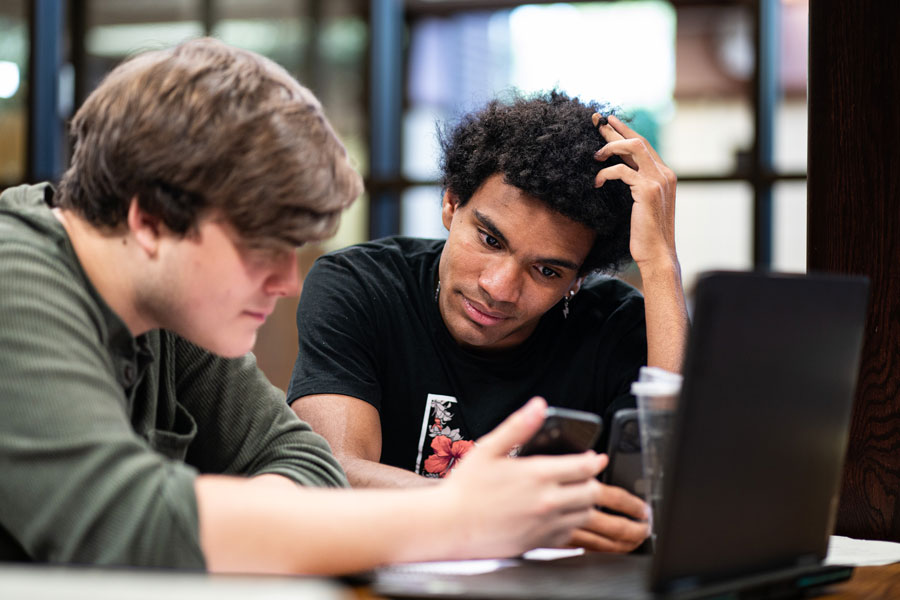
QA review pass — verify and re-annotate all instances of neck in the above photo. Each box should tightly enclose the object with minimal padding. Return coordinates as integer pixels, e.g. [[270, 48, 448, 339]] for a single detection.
[[54, 209, 155, 336]]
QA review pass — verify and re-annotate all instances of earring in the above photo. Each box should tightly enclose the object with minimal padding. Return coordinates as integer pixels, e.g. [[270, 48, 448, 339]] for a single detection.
[[562, 290, 574, 319], [434, 280, 441, 302]]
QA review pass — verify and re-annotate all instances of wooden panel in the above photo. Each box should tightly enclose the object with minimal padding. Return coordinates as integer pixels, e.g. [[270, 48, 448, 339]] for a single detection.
[[807, 0, 900, 541]]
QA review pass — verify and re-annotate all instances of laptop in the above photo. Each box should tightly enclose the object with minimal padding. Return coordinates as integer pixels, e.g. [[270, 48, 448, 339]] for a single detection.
[[370, 271, 870, 599]]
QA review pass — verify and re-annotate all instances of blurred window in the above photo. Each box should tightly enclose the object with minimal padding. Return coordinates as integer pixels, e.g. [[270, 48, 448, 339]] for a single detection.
[[402, 0, 809, 289], [772, 181, 806, 273], [675, 182, 754, 291], [0, 0, 27, 185]]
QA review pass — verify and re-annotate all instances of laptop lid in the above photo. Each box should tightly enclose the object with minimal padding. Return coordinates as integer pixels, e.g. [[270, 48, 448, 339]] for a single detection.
[[651, 271, 869, 594]]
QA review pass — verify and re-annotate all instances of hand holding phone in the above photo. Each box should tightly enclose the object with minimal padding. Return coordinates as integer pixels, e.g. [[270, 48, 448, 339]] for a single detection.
[[517, 407, 602, 456]]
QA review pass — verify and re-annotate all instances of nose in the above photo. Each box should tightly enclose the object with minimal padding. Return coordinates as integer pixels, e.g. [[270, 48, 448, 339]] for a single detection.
[[478, 256, 522, 304], [264, 250, 300, 297]]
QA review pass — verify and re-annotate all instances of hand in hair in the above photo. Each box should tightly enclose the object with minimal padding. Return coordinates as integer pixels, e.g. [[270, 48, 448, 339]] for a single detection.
[[592, 113, 688, 374], [592, 113, 678, 269]]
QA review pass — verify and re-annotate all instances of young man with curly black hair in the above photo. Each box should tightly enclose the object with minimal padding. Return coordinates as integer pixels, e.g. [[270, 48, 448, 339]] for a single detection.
[[289, 91, 689, 553]]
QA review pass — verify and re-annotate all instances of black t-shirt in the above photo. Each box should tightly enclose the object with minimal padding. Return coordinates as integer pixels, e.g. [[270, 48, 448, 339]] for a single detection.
[[287, 237, 647, 478]]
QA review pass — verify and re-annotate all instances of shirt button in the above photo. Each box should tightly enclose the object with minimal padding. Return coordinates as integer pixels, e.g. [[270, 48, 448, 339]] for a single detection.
[[122, 363, 136, 387]]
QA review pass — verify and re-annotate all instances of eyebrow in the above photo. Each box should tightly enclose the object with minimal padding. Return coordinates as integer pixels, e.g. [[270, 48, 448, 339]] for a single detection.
[[473, 209, 581, 271]]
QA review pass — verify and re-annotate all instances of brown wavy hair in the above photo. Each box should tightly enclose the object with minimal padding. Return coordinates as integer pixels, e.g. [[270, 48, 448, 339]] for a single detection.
[[57, 37, 362, 249]]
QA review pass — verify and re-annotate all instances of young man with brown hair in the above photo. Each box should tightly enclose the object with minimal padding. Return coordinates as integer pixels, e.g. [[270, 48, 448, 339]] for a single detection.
[[0, 39, 605, 574]]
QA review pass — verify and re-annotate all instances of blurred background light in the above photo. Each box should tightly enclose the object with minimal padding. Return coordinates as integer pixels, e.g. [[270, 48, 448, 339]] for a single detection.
[[0, 61, 19, 98]]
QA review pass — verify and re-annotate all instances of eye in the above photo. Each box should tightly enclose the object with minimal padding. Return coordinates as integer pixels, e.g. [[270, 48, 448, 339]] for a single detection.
[[538, 266, 560, 279], [243, 245, 291, 269], [480, 231, 502, 249]]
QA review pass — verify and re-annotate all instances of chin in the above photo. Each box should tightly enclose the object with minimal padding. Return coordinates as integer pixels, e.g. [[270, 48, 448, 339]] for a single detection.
[[452, 322, 496, 349], [196, 333, 258, 358]]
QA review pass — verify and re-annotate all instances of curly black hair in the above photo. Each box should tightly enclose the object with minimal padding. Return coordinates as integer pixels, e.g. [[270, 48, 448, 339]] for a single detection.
[[438, 90, 633, 274]]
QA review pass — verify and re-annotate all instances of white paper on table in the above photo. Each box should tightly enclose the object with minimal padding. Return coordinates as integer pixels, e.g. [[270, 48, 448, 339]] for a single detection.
[[522, 547, 586, 561], [826, 535, 900, 566], [380, 548, 584, 576], [381, 558, 517, 575]]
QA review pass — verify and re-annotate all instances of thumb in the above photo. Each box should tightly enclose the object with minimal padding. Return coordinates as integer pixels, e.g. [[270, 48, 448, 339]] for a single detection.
[[476, 397, 547, 457]]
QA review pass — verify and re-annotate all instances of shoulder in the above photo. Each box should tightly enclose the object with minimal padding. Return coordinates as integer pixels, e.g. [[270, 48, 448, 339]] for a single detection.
[[0, 189, 111, 350], [306, 236, 442, 292], [1, 184, 71, 274], [297, 237, 443, 331], [0, 210, 85, 298], [1, 183, 64, 248], [316, 236, 443, 271], [577, 275, 646, 322]]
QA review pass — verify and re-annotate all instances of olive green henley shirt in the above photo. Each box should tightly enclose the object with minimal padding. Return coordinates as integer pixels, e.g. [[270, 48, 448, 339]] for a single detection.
[[0, 183, 348, 569]]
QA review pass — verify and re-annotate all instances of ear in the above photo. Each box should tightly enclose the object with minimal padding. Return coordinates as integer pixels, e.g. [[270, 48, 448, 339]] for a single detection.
[[441, 190, 461, 231], [125, 196, 163, 257], [569, 276, 585, 296]]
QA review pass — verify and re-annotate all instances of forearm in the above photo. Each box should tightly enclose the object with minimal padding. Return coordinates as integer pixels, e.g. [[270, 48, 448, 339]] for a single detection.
[[196, 474, 457, 575], [637, 257, 689, 372], [338, 454, 438, 488], [197, 399, 608, 575], [176, 340, 347, 488]]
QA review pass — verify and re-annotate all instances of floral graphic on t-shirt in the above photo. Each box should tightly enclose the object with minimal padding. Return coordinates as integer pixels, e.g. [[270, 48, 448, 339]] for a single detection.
[[429, 416, 462, 442], [423, 435, 474, 477], [416, 393, 474, 477]]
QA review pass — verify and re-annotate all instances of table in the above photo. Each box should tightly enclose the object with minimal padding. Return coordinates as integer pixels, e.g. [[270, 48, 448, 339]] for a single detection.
[[2, 562, 897, 599], [827, 563, 900, 599], [355, 563, 900, 599], [0, 564, 351, 600]]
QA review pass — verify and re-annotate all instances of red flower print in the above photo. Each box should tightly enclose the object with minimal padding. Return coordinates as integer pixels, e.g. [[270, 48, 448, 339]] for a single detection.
[[423, 435, 474, 478]]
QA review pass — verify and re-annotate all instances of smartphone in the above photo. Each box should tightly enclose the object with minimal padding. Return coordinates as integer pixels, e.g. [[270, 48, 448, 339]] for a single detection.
[[517, 407, 602, 456], [604, 408, 654, 553], [603, 408, 644, 497]]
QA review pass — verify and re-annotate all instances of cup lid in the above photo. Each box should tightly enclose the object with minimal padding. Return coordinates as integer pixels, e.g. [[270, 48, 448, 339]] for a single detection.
[[638, 366, 683, 384], [630, 379, 681, 396]]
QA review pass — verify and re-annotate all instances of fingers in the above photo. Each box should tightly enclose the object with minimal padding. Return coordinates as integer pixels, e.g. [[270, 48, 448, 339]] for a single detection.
[[550, 478, 606, 514], [594, 483, 649, 521], [568, 507, 649, 553], [543, 511, 599, 549], [476, 396, 547, 457], [592, 113, 671, 176], [567, 522, 648, 553], [594, 138, 656, 172], [592, 113, 663, 161], [595, 163, 662, 192], [592, 115, 637, 170], [592, 112, 636, 137], [519, 452, 605, 484], [596, 139, 675, 193], [562, 483, 651, 553], [608, 115, 665, 164]]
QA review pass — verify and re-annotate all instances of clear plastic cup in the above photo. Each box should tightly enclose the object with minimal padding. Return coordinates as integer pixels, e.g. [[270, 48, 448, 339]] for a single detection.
[[630, 375, 681, 541]]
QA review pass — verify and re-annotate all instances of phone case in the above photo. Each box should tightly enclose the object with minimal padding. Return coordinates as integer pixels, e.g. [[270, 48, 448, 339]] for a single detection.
[[518, 407, 602, 456], [603, 408, 644, 496]]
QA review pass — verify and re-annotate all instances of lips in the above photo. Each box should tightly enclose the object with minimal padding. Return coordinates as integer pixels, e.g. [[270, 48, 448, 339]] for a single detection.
[[462, 295, 510, 327], [244, 309, 273, 321]]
